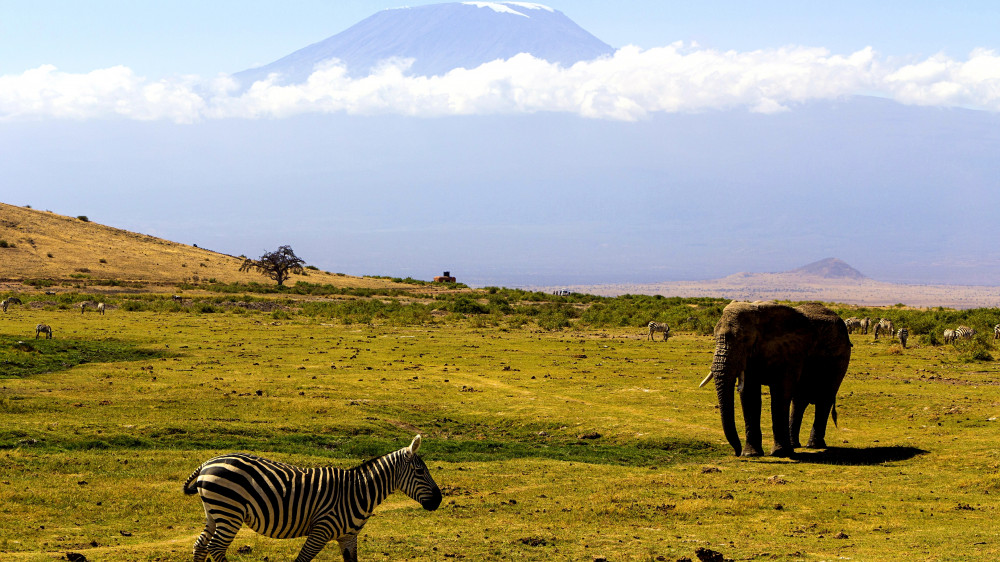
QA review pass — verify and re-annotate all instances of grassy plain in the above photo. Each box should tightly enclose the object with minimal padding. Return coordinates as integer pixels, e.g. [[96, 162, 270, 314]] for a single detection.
[[0, 295, 998, 561]]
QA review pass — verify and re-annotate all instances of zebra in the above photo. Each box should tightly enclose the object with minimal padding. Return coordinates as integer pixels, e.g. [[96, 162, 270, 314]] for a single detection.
[[994, 324, 1000, 340], [874, 318, 894, 341], [844, 317, 862, 333], [1, 296, 22, 312], [183, 434, 441, 562], [35, 323, 52, 339], [96, 302, 105, 315], [897, 327, 909, 348], [647, 321, 670, 341], [954, 325, 975, 341], [860, 317, 871, 335], [943, 329, 956, 344]]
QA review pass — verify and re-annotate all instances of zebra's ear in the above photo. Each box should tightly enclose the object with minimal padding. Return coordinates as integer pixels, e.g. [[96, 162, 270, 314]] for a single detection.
[[408, 434, 422, 456]]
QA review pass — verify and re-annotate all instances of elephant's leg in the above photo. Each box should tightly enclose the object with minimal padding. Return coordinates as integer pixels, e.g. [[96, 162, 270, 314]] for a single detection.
[[739, 383, 764, 457], [789, 397, 807, 449], [807, 399, 835, 448], [768, 382, 794, 457]]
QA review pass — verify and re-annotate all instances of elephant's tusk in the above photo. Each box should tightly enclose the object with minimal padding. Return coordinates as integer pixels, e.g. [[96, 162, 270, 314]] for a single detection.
[[699, 373, 714, 387]]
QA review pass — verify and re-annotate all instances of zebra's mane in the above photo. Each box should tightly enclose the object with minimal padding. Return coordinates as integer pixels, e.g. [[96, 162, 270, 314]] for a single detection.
[[348, 447, 415, 474]]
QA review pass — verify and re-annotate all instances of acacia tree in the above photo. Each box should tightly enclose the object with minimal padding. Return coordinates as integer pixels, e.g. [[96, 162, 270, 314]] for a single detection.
[[239, 245, 306, 286]]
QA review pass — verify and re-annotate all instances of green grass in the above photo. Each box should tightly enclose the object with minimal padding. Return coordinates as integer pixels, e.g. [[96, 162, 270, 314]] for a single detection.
[[0, 335, 166, 379], [0, 300, 998, 560]]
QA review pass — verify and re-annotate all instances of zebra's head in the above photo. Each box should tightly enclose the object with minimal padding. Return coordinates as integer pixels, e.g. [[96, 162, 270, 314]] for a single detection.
[[397, 434, 442, 511]]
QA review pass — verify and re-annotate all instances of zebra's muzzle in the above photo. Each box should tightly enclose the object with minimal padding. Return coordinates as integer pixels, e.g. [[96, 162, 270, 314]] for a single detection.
[[421, 486, 442, 511]]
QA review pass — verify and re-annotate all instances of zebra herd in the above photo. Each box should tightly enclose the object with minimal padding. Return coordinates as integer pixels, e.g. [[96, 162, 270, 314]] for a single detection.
[[943, 325, 976, 344], [2, 296, 108, 340], [184, 434, 441, 562]]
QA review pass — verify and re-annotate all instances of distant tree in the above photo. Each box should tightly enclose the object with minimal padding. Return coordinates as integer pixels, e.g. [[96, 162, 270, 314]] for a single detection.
[[239, 245, 306, 286]]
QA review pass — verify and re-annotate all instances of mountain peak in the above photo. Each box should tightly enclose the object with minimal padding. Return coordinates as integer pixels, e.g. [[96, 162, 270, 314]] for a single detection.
[[789, 258, 866, 280], [234, 2, 614, 84]]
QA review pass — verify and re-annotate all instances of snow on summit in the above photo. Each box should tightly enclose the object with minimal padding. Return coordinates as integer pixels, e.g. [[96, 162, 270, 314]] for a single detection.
[[462, 2, 554, 16], [233, 2, 612, 81]]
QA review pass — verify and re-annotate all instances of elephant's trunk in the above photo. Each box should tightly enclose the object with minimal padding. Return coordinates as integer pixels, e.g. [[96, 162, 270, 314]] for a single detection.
[[711, 336, 742, 456]]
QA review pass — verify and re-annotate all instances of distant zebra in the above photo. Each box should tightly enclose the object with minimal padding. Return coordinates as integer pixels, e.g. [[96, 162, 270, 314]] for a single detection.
[[96, 302, 105, 315], [954, 325, 975, 341], [874, 318, 894, 341], [35, 324, 52, 339], [184, 434, 441, 562], [994, 324, 1000, 340], [860, 317, 871, 335], [647, 321, 670, 341], [1, 296, 22, 312], [897, 327, 909, 348], [943, 329, 956, 344], [844, 317, 862, 333]]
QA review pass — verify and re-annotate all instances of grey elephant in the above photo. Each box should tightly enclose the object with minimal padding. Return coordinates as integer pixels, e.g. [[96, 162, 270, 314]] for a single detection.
[[700, 301, 852, 457]]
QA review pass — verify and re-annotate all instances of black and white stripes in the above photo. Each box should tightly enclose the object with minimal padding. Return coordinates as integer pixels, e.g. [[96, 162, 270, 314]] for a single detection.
[[183, 435, 441, 562], [647, 321, 670, 341]]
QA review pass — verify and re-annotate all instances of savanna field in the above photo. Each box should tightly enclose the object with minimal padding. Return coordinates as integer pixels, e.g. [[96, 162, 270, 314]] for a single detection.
[[0, 282, 998, 562]]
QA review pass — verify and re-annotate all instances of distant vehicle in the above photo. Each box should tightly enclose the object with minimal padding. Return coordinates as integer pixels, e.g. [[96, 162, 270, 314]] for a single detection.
[[553, 289, 573, 296]]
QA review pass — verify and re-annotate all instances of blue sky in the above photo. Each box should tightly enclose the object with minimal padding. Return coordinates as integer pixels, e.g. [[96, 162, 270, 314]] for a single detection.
[[4, 1, 999, 78]]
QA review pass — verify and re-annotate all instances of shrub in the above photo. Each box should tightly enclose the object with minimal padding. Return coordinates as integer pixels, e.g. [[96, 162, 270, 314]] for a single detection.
[[0, 240, 9, 248], [98, 258, 107, 264], [77, 215, 89, 222]]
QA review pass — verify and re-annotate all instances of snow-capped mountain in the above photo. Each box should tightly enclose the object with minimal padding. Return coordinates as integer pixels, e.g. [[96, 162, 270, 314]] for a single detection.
[[234, 2, 614, 84]]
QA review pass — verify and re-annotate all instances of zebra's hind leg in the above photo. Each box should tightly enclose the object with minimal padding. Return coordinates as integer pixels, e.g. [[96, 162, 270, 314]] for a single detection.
[[192, 508, 216, 562], [203, 517, 241, 562]]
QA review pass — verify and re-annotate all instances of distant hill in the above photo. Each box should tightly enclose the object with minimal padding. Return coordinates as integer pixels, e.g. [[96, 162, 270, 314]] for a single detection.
[[234, 1, 614, 84], [788, 258, 866, 280], [0, 202, 402, 289], [542, 257, 1000, 309]]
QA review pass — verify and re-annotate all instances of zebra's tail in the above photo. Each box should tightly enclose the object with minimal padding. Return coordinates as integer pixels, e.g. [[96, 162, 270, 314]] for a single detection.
[[183, 465, 203, 495]]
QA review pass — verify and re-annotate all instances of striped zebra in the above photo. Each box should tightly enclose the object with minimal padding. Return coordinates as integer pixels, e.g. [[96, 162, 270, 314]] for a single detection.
[[35, 323, 52, 339], [1, 296, 22, 312], [844, 317, 862, 333], [897, 327, 909, 348], [647, 321, 670, 341], [859, 317, 871, 335], [994, 324, 1000, 340], [874, 318, 894, 341], [954, 325, 975, 341], [183, 434, 441, 562], [96, 302, 106, 315], [943, 329, 956, 344]]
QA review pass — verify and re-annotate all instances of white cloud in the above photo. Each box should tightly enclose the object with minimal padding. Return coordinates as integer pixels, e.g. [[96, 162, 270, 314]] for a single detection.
[[3, 45, 1000, 122]]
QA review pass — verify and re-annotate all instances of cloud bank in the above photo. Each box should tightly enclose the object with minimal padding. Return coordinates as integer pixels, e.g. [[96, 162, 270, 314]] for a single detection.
[[3, 44, 1000, 122]]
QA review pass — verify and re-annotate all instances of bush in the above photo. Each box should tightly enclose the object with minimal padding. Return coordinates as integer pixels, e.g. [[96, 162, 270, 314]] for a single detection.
[[77, 215, 89, 222]]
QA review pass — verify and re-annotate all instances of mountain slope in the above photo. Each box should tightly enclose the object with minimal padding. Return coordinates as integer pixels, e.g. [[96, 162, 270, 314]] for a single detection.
[[234, 2, 614, 84], [789, 258, 866, 280], [0, 202, 396, 288]]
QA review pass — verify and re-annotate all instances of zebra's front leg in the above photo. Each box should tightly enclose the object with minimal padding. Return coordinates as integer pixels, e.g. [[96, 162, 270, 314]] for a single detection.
[[336, 534, 359, 562], [293, 527, 336, 562]]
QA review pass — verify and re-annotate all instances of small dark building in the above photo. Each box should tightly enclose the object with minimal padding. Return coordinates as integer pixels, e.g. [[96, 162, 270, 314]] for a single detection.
[[433, 271, 456, 283]]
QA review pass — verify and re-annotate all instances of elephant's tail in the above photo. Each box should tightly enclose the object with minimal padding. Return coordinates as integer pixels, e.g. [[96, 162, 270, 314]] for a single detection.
[[832, 402, 838, 427]]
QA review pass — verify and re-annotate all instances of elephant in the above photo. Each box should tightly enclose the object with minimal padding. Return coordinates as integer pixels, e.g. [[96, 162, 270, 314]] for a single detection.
[[699, 301, 852, 457]]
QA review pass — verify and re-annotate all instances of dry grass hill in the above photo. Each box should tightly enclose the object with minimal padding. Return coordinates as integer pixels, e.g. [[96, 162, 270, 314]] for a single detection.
[[0, 202, 409, 291]]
